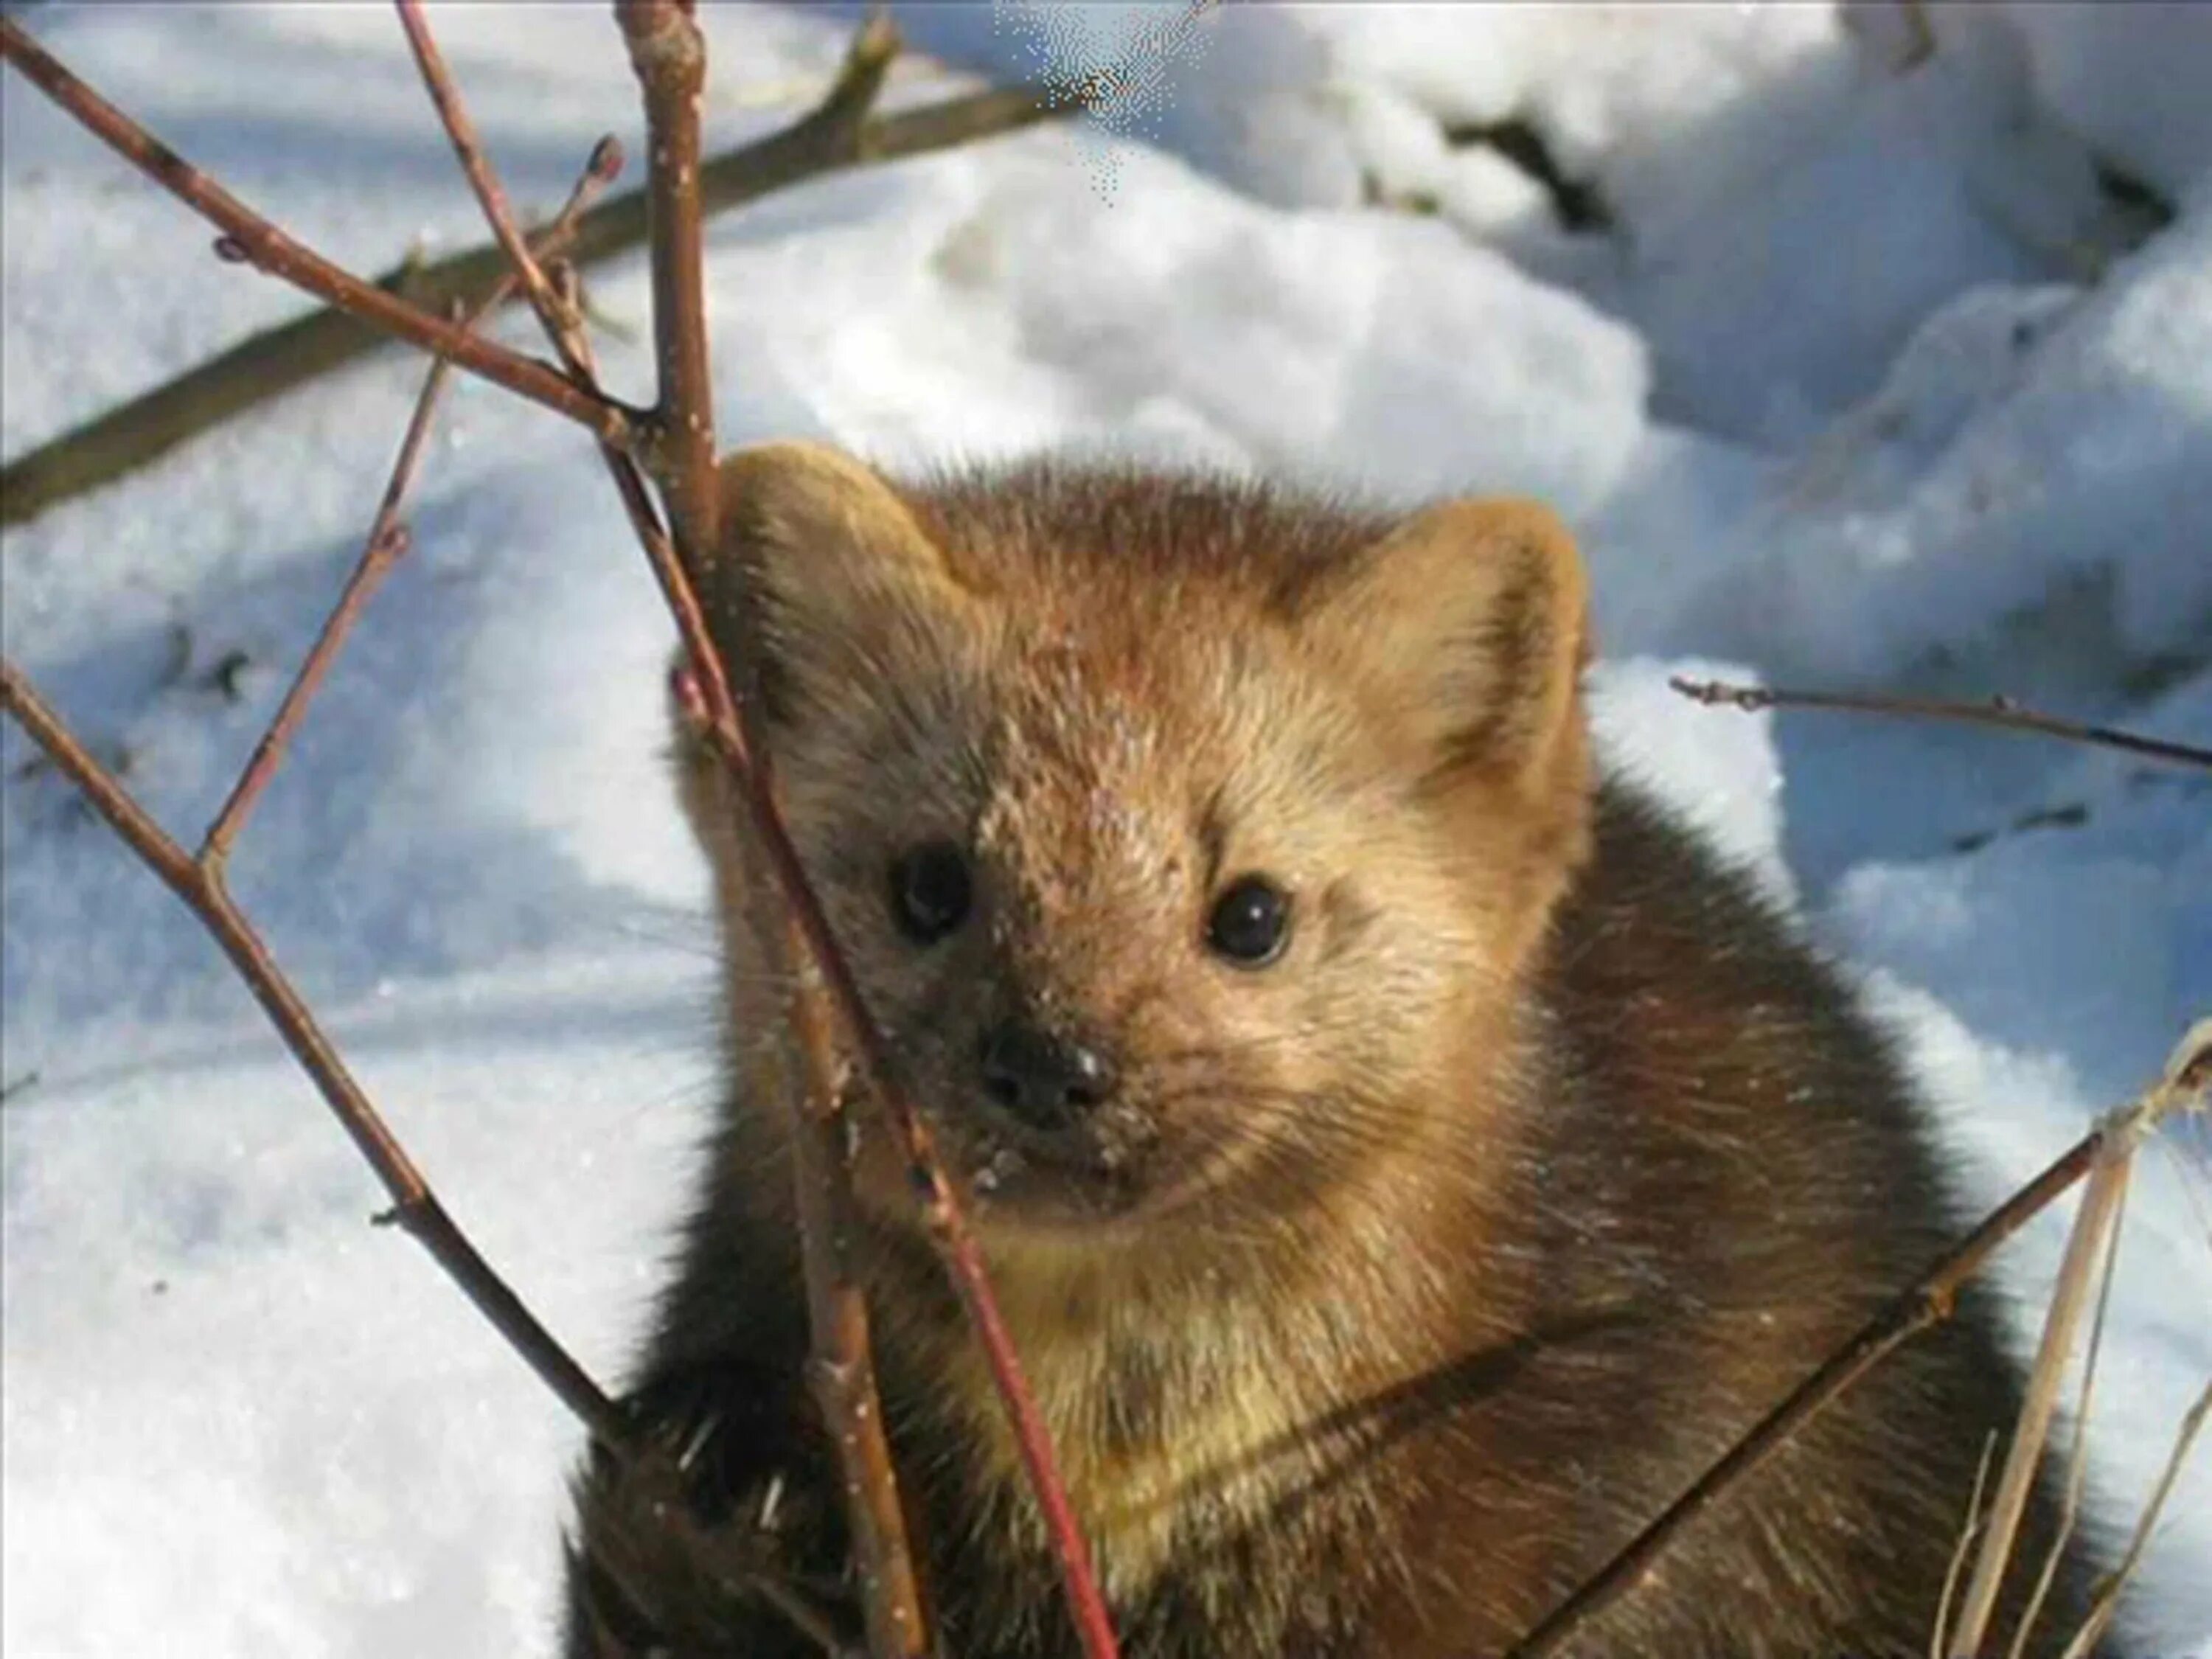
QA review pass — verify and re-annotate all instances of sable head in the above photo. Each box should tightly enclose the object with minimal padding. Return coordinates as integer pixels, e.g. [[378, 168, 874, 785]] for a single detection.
[[675, 442, 1593, 1255]]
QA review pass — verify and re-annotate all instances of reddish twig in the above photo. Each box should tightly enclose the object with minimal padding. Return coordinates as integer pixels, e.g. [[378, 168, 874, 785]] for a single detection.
[[0, 156, 650, 1453], [611, 6, 934, 1650], [614, 0, 720, 547], [0, 15, 640, 448], [400, 7, 930, 1647], [779, 904, 933, 1659], [675, 669, 1125, 1659], [6, 9, 1114, 1653], [1, 664, 626, 1447], [605, 6, 1115, 1652], [199, 150, 619, 872], [198, 370, 434, 870], [1, 75, 1075, 532], [2, 280, 846, 1657], [1669, 675, 2212, 773], [393, 0, 577, 346]]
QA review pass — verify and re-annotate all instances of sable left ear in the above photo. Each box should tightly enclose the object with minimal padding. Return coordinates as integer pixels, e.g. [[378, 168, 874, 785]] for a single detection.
[[1298, 497, 1590, 793], [700, 442, 973, 728]]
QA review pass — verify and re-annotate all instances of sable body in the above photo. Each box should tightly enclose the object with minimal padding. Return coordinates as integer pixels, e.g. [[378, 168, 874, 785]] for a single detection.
[[565, 449, 2108, 1658]]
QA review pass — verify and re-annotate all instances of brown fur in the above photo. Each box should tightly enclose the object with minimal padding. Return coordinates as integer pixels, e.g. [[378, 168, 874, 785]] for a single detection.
[[563, 445, 2115, 1658]]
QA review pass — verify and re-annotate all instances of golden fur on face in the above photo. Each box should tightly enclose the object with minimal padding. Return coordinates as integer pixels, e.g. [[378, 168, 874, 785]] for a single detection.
[[677, 442, 1593, 1267]]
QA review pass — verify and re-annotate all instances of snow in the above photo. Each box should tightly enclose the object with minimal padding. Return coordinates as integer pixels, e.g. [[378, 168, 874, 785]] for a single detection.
[[3, 2, 2208, 1655]]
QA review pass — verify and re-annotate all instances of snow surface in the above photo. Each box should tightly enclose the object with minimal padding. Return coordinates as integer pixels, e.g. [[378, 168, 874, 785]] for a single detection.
[[4, 3, 2208, 1655]]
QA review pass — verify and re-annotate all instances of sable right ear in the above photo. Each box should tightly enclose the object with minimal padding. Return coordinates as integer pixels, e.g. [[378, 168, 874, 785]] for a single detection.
[[702, 442, 970, 723]]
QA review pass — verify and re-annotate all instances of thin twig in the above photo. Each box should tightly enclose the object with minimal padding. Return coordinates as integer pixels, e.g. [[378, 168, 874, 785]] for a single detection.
[[599, 7, 1114, 1646], [1503, 1132, 2101, 1657], [198, 150, 619, 872], [615, 0, 720, 543], [197, 364, 437, 869], [3, 12, 1110, 1653], [1669, 676, 2212, 773], [778, 908, 932, 1659], [4, 310, 838, 1653], [1, 661, 627, 1447], [610, 6, 934, 1649], [0, 154, 667, 1449], [0, 18, 638, 448], [400, 7, 928, 1646], [1, 75, 1069, 529], [394, 0, 577, 344], [673, 667, 1124, 1659]]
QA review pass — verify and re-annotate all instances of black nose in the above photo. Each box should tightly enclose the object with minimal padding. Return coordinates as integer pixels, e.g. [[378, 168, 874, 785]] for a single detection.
[[978, 1019, 1116, 1130]]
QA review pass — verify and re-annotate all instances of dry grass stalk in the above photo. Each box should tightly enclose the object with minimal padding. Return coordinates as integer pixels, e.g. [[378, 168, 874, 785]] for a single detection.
[[1992, 1020, 2212, 1659], [2001, 1181, 2126, 1659], [1946, 1146, 2135, 1655], [1933, 1432, 2003, 1659]]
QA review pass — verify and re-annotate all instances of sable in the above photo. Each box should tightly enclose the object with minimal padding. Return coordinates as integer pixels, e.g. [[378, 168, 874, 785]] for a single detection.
[[567, 450, 2132, 1657]]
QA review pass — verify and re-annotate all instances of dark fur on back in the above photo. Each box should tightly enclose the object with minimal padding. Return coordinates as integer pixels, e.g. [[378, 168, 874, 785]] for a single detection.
[[563, 453, 2116, 1658]]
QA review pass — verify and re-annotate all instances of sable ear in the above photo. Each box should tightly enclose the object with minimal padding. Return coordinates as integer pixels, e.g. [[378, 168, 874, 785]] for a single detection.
[[704, 442, 968, 723], [1300, 498, 1590, 791]]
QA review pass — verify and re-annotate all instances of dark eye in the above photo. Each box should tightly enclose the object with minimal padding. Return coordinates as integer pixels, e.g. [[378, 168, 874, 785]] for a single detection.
[[1206, 874, 1290, 967], [889, 841, 972, 945]]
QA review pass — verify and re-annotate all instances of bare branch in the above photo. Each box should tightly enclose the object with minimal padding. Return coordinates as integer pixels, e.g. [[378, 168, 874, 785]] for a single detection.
[[398, 7, 931, 1643], [0, 661, 628, 1447], [198, 363, 438, 867], [615, 0, 720, 546], [1669, 675, 2212, 773], [1, 74, 1069, 530], [777, 907, 933, 1659], [0, 128, 664, 1447], [0, 16, 639, 446], [5, 11, 1119, 1653], [672, 666, 1124, 1659], [591, 10, 1114, 1646], [604, 7, 940, 1649], [394, 0, 577, 346], [199, 151, 620, 871]]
